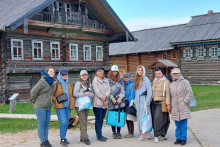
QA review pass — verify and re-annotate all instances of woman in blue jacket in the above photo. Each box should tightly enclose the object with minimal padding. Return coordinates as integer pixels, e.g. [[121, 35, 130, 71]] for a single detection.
[[123, 73, 135, 138]]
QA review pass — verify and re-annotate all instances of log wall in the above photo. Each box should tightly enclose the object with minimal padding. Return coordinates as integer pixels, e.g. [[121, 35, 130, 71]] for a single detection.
[[179, 45, 220, 83]]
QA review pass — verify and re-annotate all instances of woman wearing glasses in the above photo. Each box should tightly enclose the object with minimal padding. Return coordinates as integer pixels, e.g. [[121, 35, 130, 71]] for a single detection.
[[52, 68, 75, 147]]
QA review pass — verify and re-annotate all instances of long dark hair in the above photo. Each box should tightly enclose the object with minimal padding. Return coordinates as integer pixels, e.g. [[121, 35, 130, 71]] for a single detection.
[[107, 70, 120, 82]]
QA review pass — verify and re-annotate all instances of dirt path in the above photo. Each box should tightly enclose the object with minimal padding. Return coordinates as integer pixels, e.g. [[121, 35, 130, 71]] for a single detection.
[[0, 123, 95, 147]]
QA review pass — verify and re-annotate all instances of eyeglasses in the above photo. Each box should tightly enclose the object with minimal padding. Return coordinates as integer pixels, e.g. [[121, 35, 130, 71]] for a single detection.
[[61, 74, 68, 76]]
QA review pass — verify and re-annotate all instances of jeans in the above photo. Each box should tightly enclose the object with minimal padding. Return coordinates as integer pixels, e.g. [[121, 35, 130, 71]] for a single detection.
[[175, 119, 188, 141], [35, 109, 51, 143], [56, 107, 71, 139], [75, 107, 90, 141], [93, 107, 107, 139]]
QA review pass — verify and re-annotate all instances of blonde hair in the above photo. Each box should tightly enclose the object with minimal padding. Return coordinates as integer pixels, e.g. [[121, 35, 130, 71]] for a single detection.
[[134, 66, 143, 90]]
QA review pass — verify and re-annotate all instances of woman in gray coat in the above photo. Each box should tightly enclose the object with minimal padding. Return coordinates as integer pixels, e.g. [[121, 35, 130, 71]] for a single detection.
[[134, 65, 152, 141], [170, 68, 193, 146]]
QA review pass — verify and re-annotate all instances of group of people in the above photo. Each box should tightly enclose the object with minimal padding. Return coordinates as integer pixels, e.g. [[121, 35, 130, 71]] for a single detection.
[[31, 64, 193, 147]]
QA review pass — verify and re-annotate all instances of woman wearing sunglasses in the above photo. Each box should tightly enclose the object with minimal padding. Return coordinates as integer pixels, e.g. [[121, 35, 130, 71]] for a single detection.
[[52, 68, 75, 147]]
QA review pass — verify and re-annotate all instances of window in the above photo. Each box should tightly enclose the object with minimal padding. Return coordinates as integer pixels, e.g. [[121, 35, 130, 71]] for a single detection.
[[83, 45, 91, 61], [57, 2, 63, 11], [183, 47, 193, 60], [209, 45, 219, 59], [172, 50, 177, 58], [96, 46, 103, 61], [163, 52, 167, 59], [50, 42, 60, 60], [198, 48, 204, 57], [65, 3, 71, 22], [196, 46, 206, 60], [69, 44, 78, 60], [11, 39, 23, 60], [32, 41, 43, 60]]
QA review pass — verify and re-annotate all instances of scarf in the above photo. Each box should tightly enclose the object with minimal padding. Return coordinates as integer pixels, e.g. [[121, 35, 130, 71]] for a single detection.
[[41, 70, 54, 85], [154, 76, 166, 81]]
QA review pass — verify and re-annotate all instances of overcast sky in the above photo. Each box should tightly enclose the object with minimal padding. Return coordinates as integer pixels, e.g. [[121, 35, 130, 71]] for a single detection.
[[107, 0, 220, 31]]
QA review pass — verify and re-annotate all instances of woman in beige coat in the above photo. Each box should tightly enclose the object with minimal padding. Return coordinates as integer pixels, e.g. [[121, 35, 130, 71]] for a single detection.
[[151, 67, 170, 143], [92, 66, 110, 142], [170, 68, 193, 146]]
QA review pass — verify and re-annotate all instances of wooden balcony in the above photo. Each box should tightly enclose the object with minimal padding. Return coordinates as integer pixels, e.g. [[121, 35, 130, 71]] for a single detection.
[[31, 12, 110, 31]]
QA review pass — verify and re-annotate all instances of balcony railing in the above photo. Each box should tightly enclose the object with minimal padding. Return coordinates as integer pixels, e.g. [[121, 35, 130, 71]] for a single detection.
[[31, 12, 109, 31]]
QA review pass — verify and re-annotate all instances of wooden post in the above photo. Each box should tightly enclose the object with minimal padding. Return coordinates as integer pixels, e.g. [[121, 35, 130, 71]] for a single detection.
[[138, 54, 141, 65], [23, 18, 28, 34], [9, 93, 19, 114], [54, 2, 58, 23]]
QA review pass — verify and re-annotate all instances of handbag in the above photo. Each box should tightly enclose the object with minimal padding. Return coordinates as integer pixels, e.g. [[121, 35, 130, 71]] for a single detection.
[[162, 81, 168, 112], [108, 97, 129, 110], [106, 104, 127, 127], [127, 100, 136, 116], [76, 96, 92, 111], [54, 80, 68, 103], [142, 102, 152, 133], [182, 80, 197, 108]]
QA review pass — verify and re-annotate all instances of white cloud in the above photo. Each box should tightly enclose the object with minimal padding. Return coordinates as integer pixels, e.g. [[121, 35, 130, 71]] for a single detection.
[[124, 17, 191, 31]]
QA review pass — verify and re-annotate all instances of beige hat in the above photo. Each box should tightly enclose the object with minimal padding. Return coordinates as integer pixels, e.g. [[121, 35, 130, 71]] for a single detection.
[[171, 68, 181, 74]]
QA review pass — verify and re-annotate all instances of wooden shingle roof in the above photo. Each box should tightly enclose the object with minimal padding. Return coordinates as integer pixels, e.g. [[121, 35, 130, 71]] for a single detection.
[[0, 0, 55, 31], [109, 24, 186, 55], [171, 12, 220, 44]]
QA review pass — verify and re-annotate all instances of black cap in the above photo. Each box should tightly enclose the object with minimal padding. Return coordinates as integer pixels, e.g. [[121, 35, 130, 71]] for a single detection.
[[95, 66, 105, 72]]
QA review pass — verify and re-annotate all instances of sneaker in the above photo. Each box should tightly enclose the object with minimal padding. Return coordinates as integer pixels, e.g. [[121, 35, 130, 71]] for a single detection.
[[97, 137, 106, 142], [159, 136, 167, 141], [174, 139, 181, 145], [60, 139, 68, 147], [112, 132, 117, 139], [116, 133, 122, 139], [137, 136, 144, 141], [45, 140, 52, 147], [40, 142, 48, 147], [124, 133, 134, 138], [180, 140, 186, 146], [102, 136, 108, 140], [154, 137, 159, 143], [84, 139, 90, 145]]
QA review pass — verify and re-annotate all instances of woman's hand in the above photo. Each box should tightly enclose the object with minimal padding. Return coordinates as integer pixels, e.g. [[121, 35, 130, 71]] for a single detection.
[[167, 105, 171, 113], [112, 99, 117, 104], [104, 101, 108, 107], [85, 92, 90, 96], [117, 99, 121, 104], [100, 96, 106, 102]]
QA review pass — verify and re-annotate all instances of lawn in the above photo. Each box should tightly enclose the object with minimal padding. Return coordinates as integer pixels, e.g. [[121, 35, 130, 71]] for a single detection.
[[190, 85, 220, 111], [0, 103, 94, 116]]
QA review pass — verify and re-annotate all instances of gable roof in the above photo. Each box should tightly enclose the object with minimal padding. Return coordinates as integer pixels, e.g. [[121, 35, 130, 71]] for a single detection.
[[109, 24, 186, 55], [149, 58, 178, 69], [0, 0, 55, 31], [0, 0, 134, 42], [171, 12, 220, 44]]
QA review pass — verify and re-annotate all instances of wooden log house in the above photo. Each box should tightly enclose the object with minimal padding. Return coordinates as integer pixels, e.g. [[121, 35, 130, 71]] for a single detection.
[[0, 0, 135, 102], [109, 24, 184, 80], [109, 10, 220, 84]]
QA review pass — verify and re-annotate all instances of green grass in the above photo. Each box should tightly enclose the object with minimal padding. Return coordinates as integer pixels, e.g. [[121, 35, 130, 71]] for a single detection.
[[0, 118, 62, 134], [0, 103, 94, 116], [190, 85, 220, 112]]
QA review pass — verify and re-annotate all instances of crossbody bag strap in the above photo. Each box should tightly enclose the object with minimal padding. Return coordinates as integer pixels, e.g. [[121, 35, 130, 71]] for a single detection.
[[55, 80, 59, 97], [162, 81, 166, 100]]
